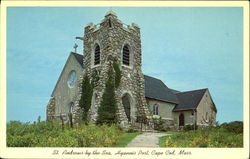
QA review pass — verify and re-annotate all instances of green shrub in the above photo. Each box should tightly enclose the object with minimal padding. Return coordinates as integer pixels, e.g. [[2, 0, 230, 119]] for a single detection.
[[183, 125, 194, 131], [79, 74, 93, 122], [97, 66, 118, 125], [220, 121, 243, 134], [153, 117, 165, 131]]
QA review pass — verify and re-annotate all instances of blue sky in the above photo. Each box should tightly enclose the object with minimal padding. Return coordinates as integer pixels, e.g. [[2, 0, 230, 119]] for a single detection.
[[7, 7, 243, 124]]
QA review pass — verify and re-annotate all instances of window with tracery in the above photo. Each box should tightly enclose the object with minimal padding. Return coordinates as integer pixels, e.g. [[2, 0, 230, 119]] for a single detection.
[[153, 104, 159, 115]]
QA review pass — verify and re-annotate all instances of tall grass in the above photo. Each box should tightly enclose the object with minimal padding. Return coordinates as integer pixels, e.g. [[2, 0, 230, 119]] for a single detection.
[[7, 120, 124, 147], [161, 122, 243, 148]]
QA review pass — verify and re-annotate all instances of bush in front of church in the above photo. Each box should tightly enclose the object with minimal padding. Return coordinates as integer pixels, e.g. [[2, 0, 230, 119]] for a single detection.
[[96, 65, 118, 125]]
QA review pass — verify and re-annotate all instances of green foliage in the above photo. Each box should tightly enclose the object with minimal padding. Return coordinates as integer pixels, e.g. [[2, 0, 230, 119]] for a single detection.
[[7, 121, 123, 147], [161, 124, 243, 148], [97, 66, 118, 125], [220, 121, 243, 134], [159, 135, 169, 147], [91, 70, 100, 88], [113, 61, 122, 88], [153, 117, 164, 131], [183, 124, 197, 131], [153, 117, 170, 131], [79, 74, 93, 121]]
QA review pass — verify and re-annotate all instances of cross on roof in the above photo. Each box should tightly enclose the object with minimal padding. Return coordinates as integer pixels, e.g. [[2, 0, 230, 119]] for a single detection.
[[73, 43, 78, 53]]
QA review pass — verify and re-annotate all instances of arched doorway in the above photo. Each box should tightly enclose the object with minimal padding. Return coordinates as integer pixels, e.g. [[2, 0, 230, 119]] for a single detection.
[[179, 113, 185, 126], [122, 92, 136, 122], [122, 93, 131, 122]]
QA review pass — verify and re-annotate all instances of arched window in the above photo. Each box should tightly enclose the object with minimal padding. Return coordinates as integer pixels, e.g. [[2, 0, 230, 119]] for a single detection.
[[69, 102, 74, 113], [153, 104, 159, 115], [94, 45, 100, 65], [122, 45, 130, 66]]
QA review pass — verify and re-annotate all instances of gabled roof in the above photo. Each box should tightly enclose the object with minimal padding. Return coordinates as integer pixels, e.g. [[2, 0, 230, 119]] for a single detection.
[[173, 88, 207, 111], [72, 52, 83, 67], [51, 52, 83, 96], [144, 75, 179, 104], [170, 88, 181, 94]]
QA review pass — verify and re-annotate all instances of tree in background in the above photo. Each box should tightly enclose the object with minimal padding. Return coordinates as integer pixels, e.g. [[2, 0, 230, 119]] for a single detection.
[[79, 75, 93, 122]]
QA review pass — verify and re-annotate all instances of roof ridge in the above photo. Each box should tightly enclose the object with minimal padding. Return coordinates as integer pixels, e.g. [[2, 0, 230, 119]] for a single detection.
[[175, 88, 207, 94], [71, 52, 83, 56], [144, 75, 162, 81]]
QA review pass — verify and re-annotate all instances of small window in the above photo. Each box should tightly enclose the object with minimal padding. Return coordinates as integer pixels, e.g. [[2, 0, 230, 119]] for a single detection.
[[108, 18, 112, 27], [206, 112, 208, 120], [94, 45, 100, 65], [67, 70, 77, 88], [153, 104, 159, 115], [122, 45, 130, 66], [69, 102, 74, 113]]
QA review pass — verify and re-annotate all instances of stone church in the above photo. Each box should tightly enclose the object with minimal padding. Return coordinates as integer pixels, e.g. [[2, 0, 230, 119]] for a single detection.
[[46, 11, 217, 129]]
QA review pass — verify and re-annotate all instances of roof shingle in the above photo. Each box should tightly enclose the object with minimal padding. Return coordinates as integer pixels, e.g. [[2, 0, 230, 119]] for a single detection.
[[173, 89, 207, 111], [144, 75, 179, 104]]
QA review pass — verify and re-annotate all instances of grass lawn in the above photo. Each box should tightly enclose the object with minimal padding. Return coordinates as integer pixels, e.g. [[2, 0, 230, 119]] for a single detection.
[[159, 135, 168, 147], [114, 132, 142, 147]]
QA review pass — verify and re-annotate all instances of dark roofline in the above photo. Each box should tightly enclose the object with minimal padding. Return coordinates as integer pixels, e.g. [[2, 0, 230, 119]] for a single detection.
[[173, 108, 196, 112], [144, 75, 161, 81], [145, 97, 178, 105], [175, 88, 208, 95], [170, 88, 181, 94]]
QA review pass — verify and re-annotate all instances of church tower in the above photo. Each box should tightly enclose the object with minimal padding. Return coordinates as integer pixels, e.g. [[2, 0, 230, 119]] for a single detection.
[[75, 11, 152, 128]]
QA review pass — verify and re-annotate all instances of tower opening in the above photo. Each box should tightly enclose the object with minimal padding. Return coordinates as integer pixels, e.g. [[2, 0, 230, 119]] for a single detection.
[[94, 45, 100, 65], [122, 45, 130, 66], [108, 18, 112, 27]]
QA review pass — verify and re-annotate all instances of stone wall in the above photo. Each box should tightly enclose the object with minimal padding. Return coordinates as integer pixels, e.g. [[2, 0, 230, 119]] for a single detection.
[[46, 97, 55, 121]]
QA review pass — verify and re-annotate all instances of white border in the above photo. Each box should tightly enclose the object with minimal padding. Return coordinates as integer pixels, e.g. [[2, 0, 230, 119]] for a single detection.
[[0, 1, 249, 159]]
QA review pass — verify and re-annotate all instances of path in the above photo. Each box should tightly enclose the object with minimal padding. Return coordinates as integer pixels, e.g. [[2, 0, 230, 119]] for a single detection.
[[126, 132, 170, 147]]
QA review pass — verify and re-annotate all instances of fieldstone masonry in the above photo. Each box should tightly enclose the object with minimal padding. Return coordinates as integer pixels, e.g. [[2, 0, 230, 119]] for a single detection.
[[77, 11, 153, 128], [46, 97, 55, 121]]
